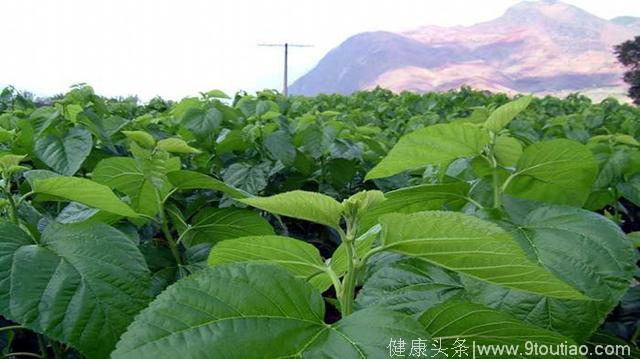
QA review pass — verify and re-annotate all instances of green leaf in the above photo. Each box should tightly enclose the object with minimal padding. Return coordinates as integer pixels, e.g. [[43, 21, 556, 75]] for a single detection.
[[32, 176, 139, 217], [295, 124, 335, 158], [182, 107, 222, 137], [0, 222, 34, 309], [92, 157, 177, 218], [326, 158, 358, 187], [185, 208, 274, 246], [264, 131, 296, 164], [505, 139, 598, 206], [34, 127, 93, 176], [0, 222, 150, 359], [23, 169, 59, 187], [419, 300, 581, 359], [356, 258, 464, 315], [465, 203, 637, 341], [628, 231, 640, 248], [169, 97, 201, 119], [483, 95, 532, 133], [65, 104, 83, 123], [240, 190, 343, 229], [205, 89, 230, 99], [591, 133, 640, 147], [378, 211, 586, 300], [55, 202, 119, 224], [216, 129, 249, 154], [616, 174, 640, 206], [0, 154, 27, 175], [122, 130, 156, 148], [494, 135, 523, 167], [593, 148, 628, 189], [343, 190, 385, 221], [359, 182, 470, 233], [0, 127, 15, 143], [255, 100, 278, 116], [113, 263, 428, 359], [208, 235, 328, 290], [613, 133, 640, 146], [29, 107, 60, 136], [0, 154, 25, 169], [156, 138, 202, 154], [167, 170, 250, 198], [366, 123, 490, 180], [331, 224, 380, 277], [457, 107, 490, 124], [222, 162, 268, 194]]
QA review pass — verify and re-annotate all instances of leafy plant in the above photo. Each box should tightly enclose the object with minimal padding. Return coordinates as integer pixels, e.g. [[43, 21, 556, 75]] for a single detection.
[[0, 86, 637, 358]]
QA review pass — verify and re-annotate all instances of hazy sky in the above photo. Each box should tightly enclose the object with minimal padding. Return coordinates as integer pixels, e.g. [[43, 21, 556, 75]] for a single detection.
[[1, 0, 639, 100]]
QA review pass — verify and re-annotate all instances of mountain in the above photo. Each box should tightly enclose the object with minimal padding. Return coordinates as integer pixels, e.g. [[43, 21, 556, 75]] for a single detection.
[[290, 0, 639, 100], [612, 16, 640, 32]]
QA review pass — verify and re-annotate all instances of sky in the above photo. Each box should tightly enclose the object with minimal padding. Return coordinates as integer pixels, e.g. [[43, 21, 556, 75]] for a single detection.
[[1, 0, 639, 100]]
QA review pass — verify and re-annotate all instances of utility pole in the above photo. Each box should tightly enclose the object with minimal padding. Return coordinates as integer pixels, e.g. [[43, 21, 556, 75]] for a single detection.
[[258, 43, 313, 96]]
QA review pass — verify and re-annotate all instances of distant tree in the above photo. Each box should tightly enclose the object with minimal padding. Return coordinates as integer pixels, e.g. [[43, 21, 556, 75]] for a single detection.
[[615, 36, 640, 105]]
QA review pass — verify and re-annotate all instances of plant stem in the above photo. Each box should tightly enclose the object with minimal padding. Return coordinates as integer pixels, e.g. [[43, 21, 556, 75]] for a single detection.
[[274, 215, 289, 236], [51, 342, 63, 359], [631, 322, 640, 344], [2, 181, 18, 225], [175, 227, 192, 245], [500, 173, 517, 195], [324, 267, 342, 296], [36, 334, 49, 359], [155, 190, 182, 265], [160, 209, 182, 266], [360, 245, 385, 265], [340, 240, 357, 316], [4, 352, 43, 358], [487, 133, 502, 209], [0, 325, 23, 332], [16, 191, 34, 207], [337, 215, 360, 317], [463, 196, 485, 210], [492, 167, 501, 209]]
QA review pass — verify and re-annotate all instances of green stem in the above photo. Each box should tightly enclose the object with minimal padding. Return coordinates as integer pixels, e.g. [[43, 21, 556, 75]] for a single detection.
[[274, 215, 289, 236], [4, 352, 43, 358], [492, 167, 501, 209], [161, 188, 178, 204], [16, 191, 34, 207], [176, 227, 192, 244], [631, 321, 640, 345], [161, 210, 182, 266], [360, 245, 386, 265], [487, 133, 502, 209], [463, 196, 485, 210], [340, 240, 357, 316], [500, 173, 517, 194], [337, 214, 360, 317], [155, 190, 182, 265], [36, 335, 49, 359], [2, 181, 18, 225], [324, 267, 342, 296], [0, 325, 23, 332], [138, 214, 161, 224], [51, 343, 62, 359]]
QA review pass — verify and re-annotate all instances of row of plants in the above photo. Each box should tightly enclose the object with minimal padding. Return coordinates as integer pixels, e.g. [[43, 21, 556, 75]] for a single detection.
[[0, 85, 638, 358]]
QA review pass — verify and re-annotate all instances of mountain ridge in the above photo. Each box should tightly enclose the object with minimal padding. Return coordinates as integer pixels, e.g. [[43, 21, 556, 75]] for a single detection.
[[290, 0, 639, 100]]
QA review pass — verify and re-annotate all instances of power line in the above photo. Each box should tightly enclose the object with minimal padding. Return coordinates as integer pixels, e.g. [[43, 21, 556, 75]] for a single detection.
[[258, 43, 313, 96]]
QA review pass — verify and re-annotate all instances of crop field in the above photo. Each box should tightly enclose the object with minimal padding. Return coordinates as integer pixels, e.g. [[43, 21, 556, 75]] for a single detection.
[[0, 85, 639, 358]]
